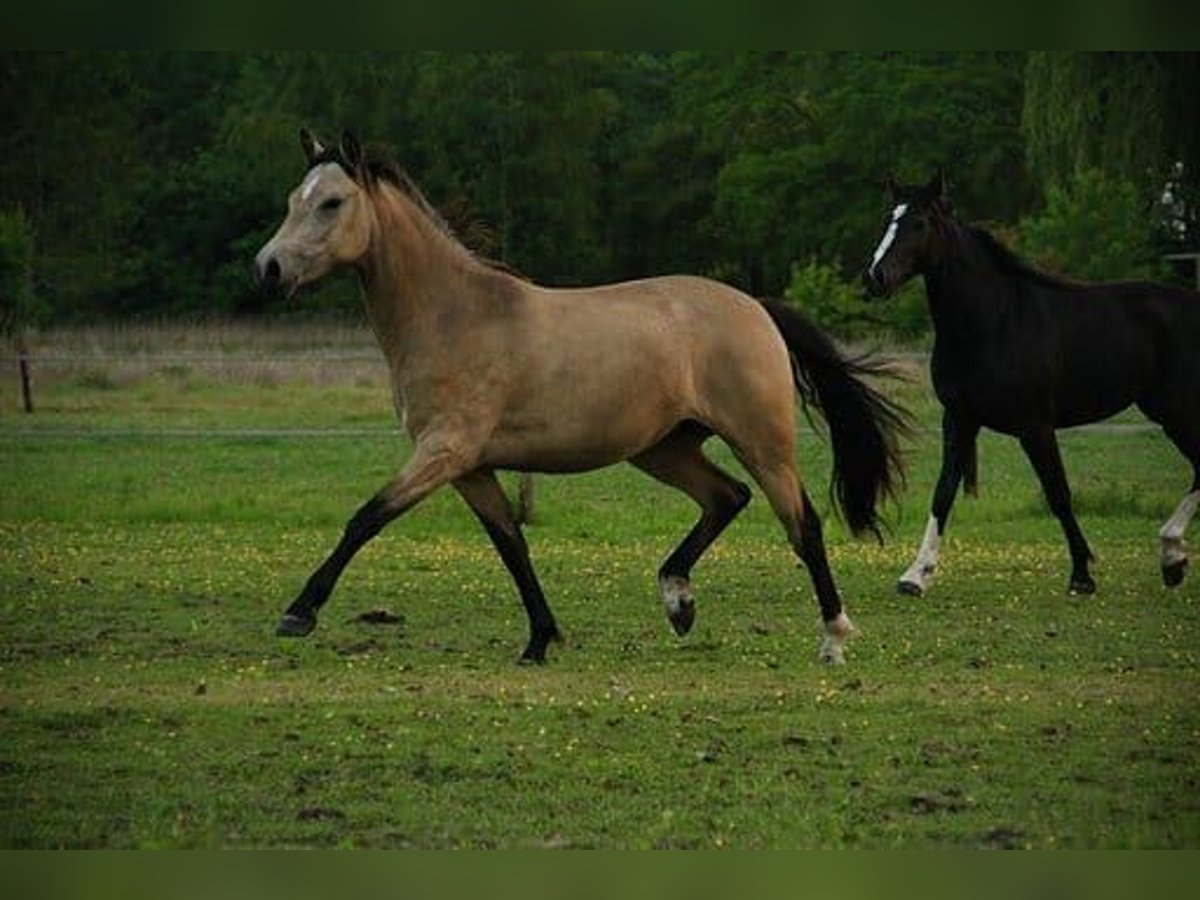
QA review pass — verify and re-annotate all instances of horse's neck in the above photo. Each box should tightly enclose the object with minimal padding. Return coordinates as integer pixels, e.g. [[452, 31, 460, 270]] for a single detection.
[[923, 227, 1012, 350], [358, 188, 479, 366]]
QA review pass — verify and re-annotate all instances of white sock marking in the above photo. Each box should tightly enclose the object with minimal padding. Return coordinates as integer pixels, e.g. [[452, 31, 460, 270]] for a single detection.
[[900, 514, 941, 591], [868, 203, 908, 279], [659, 576, 693, 617], [819, 611, 854, 665], [1161, 489, 1199, 566]]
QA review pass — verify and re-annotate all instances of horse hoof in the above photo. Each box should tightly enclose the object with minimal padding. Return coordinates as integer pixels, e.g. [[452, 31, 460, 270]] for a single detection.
[[1162, 559, 1187, 588], [518, 628, 560, 664], [896, 580, 923, 597], [1068, 577, 1096, 596], [818, 643, 846, 665], [517, 652, 547, 666], [668, 599, 696, 637], [276, 613, 316, 637]]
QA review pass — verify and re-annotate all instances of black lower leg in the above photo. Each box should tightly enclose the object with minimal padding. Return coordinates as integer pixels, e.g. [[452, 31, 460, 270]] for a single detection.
[[797, 492, 842, 623], [278, 494, 391, 636], [657, 483, 749, 636], [476, 517, 560, 663], [1020, 433, 1094, 594], [1061, 518, 1096, 594], [659, 483, 751, 581], [930, 417, 979, 527]]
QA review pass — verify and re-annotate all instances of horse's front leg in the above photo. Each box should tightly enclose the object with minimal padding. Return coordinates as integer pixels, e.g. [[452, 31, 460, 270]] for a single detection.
[[899, 413, 979, 596], [276, 437, 471, 637], [452, 469, 561, 663]]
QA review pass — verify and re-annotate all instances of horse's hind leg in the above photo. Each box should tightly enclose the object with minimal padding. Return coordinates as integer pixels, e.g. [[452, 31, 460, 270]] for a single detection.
[[741, 458, 852, 664], [1018, 429, 1095, 595], [1156, 420, 1200, 588], [630, 427, 751, 636], [452, 469, 561, 663]]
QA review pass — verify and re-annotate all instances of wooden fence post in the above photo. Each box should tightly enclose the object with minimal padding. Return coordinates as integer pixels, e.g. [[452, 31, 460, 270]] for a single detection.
[[516, 473, 536, 525], [16, 333, 32, 413]]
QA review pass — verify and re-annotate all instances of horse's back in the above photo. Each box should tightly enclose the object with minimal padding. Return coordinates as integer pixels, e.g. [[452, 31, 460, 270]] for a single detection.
[[933, 276, 1199, 431], [532, 273, 784, 361], [532, 273, 793, 409], [1122, 281, 1200, 420], [1084, 281, 1200, 392], [487, 274, 795, 470]]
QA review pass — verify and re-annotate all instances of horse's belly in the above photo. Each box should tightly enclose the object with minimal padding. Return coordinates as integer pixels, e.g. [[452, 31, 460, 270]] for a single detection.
[[483, 431, 654, 474], [957, 385, 1136, 435], [483, 402, 684, 474], [1054, 396, 1136, 429]]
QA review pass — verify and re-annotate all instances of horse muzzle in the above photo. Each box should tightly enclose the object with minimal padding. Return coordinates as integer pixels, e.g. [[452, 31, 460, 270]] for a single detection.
[[254, 251, 300, 299], [861, 266, 891, 298]]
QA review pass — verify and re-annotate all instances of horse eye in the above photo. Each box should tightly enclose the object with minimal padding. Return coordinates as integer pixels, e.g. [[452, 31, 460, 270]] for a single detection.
[[319, 197, 343, 213]]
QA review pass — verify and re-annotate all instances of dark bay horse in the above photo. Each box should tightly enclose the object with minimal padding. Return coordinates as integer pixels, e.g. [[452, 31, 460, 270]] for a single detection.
[[863, 171, 1200, 596], [254, 129, 908, 664]]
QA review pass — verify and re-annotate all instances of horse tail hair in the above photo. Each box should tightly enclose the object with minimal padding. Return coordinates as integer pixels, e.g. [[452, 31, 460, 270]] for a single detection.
[[759, 298, 912, 540]]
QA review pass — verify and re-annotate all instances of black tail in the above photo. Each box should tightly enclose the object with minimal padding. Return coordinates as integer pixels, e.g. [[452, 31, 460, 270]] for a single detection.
[[760, 298, 911, 539]]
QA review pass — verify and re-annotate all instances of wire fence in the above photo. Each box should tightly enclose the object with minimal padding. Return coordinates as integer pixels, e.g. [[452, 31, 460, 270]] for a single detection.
[[0, 348, 1162, 437], [1, 350, 393, 409]]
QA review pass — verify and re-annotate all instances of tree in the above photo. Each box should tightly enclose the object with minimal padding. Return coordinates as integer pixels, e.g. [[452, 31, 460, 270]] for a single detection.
[[0, 52, 1044, 324], [673, 52, 1028, 295], [0, 207, 37, 336], [1023, 52, 1200, 249], [1016, 167, 1167, 281], [407, 52, 621, 285]]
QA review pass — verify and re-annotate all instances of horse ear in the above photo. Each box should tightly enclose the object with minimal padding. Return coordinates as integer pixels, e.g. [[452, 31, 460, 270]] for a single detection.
[[340, 130, 365, 175], [300, 128, 325, 165], [884, 173, 900, 198], [931, 168, 950, 202]]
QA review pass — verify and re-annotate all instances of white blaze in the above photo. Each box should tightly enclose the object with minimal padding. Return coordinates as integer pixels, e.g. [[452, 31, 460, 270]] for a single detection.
[[300, 168, 325, 201], [869, 203, 908, 278]]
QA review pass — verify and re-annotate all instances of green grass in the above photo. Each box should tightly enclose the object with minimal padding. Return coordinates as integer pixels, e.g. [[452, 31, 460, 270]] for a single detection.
[[1, 339, 1198, 848]]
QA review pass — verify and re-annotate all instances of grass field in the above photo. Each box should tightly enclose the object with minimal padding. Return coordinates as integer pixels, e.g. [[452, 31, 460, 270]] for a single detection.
[[1, 324, 1198, 847]]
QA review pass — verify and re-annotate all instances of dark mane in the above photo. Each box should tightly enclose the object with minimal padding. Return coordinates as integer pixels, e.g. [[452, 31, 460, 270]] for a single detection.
[[964, 223, 1084, 291], [312, 142, 525, 279]]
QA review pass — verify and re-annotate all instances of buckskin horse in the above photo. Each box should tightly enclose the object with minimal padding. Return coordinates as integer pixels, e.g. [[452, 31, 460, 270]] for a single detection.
[[863, 171, 1200, 597], [255, 129, 908, 664]]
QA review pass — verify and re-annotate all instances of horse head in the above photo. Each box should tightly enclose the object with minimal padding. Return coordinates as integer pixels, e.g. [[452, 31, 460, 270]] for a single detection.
[[255, 129, 375, 297], [862, 169, 952, 298]]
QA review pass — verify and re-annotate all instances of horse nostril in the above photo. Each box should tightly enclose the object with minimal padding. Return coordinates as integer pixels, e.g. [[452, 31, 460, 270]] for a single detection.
[[258, 257, 281, 291], [862, 267, 887, 298]]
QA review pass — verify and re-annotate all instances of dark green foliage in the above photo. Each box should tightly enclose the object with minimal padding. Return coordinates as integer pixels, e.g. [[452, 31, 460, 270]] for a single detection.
[[784, 258, 927, 341], [1016, 167, 1169, 282], [1022, 52, 1200, 255], [3, 52, 1193, 326], [702, 53, 1028, 295], [0, 207, 38, 336]]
